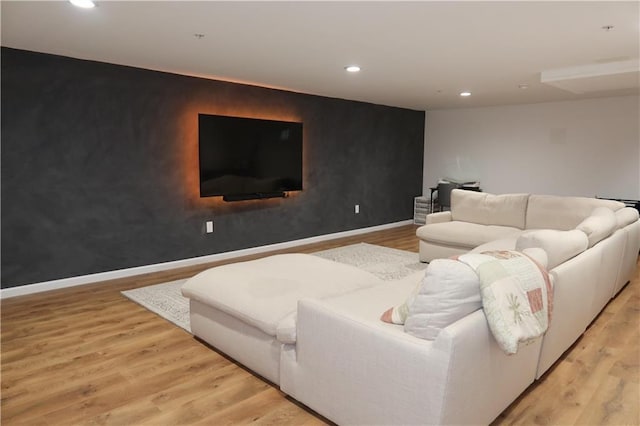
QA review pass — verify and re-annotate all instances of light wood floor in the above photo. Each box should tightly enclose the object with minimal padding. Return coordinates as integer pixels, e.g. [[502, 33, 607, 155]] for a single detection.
[[1, 224, 638, 425]]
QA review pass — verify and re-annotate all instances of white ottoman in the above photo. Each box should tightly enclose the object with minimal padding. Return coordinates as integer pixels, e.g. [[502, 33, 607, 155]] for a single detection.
[[181, 253, 384, 384]]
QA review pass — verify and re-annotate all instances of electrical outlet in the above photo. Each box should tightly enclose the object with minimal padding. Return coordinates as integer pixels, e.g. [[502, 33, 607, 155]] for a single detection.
[[355, 204, 360, 214], [206, 221, 214, 233]]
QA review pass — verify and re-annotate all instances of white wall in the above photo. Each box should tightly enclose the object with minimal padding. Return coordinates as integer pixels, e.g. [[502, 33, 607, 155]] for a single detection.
[[423, 95, 640, 200]]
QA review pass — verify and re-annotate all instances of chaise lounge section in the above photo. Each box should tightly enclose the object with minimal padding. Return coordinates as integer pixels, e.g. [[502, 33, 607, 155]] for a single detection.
[[182, 253, 387, 384]]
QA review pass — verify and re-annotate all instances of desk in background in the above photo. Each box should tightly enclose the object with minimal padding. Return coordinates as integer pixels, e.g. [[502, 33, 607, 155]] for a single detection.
[[428, 185, 482, 213]]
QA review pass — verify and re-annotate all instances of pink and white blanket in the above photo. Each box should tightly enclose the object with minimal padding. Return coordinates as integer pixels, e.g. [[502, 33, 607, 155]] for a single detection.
[[456, 250, 553, 354]]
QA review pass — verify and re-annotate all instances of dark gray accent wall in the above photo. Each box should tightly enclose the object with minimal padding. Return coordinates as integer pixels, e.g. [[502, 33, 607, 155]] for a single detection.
[[1, 47, 424, 288]]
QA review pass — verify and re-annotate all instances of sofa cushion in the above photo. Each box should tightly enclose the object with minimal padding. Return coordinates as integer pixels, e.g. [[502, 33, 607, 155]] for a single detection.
[[281, 273, 425, 344], [416, 221, 523, 248], [451, 190, 529, 229], [181, 254, 384, 338], [515, 229, 588, 269], [576, 207, 618, 248], [616, 207, 640, 229], [525, 195, 624, 230], [276, 312, 298, 344]]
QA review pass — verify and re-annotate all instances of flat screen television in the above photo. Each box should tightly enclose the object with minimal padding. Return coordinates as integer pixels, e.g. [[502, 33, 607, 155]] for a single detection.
[[198, 114, 303, 201]]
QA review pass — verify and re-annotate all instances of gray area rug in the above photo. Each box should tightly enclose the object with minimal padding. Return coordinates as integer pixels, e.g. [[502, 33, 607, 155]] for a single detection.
[[122, 243, 425, 333]]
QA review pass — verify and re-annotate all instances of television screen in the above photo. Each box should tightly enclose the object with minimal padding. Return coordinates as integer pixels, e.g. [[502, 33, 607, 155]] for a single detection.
[[198, 114, 303, 200]]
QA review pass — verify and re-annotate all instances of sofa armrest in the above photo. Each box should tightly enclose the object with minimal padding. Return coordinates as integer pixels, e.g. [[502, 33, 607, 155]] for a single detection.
[[280, 298, 448, 425], [281, 298, 542, 426], [426, 211, 452, 224], [434, 309, 541, 425]]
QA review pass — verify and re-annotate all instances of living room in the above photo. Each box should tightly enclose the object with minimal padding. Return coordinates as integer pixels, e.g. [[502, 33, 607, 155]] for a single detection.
[[2, 1, 639, 425]]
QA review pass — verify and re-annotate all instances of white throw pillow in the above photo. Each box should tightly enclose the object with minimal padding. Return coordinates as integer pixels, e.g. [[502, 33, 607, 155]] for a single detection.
[[516, 229, 588, 269], [400, 259, 482, 340], [576, 207, 617, 248]]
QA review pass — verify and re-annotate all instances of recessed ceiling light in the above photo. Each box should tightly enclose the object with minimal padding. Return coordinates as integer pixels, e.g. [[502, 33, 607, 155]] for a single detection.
[[345, 65, 361, 73], [69, 0, 95, 8], [459, 91, 471, 97], [518, 84, 529, 89]]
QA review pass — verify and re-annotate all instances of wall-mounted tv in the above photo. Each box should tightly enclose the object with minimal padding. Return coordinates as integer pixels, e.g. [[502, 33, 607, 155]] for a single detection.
[[198, 114, 303, 201]]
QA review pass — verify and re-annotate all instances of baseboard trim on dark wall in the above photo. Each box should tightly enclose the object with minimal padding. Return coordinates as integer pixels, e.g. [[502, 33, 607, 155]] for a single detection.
[[0, 220, 413, 299]]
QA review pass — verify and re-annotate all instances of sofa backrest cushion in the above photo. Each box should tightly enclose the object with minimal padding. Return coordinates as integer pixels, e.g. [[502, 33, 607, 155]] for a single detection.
[[526, 195, 624, 230], [515, 229, 588, 269], [616, 207, 640, 229], [451, 189, 529, 229], [403, 259, 482, 340], [576, 207, 618, 248]]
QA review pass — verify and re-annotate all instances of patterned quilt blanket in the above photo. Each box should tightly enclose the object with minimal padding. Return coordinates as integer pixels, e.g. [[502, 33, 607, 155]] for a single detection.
[[457, 250, 553, 354]]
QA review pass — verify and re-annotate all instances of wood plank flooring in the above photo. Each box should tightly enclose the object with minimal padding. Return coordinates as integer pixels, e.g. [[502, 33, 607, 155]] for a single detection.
[[2, 224, 638, 425]]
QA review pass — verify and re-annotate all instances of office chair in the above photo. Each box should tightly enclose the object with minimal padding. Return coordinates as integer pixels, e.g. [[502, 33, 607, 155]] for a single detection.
[[436, 182, 458, 211]]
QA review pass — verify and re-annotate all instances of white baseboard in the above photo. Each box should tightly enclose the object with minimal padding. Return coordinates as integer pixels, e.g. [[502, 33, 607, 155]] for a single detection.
[[1, 220, 414, 299]]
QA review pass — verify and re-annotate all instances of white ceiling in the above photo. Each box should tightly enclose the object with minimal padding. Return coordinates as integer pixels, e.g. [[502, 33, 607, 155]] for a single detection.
[[2, 1, 639, 110]]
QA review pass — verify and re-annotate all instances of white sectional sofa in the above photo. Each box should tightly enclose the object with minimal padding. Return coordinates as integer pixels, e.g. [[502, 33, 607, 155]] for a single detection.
[[182, 189, 639, 425]]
